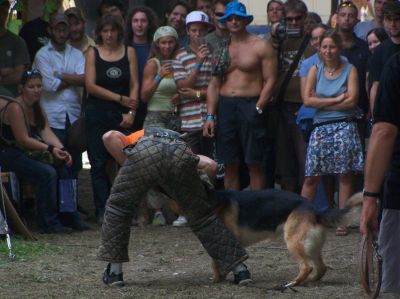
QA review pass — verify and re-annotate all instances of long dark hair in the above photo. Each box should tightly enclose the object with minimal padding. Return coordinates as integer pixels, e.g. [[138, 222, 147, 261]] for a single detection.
[[164, 0, 191, 24], [126, 6, 159, 43], [21, 70, 46, 130], [94, 14, 125, 45], [366, 28, 389, 43]]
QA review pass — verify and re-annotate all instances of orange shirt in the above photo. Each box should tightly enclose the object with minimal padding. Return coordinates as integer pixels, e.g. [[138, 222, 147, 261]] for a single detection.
[[122, 129, 144, 146]]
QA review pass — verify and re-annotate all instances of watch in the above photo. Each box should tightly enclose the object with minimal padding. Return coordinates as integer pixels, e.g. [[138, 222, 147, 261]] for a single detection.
[[255, 106, 263, 114], [128, 110, 136, 117]]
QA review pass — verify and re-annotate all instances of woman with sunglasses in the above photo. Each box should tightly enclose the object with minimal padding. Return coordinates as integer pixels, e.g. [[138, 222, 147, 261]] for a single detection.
[[301, 30, 364, 236], [0, 70, 73, 234]]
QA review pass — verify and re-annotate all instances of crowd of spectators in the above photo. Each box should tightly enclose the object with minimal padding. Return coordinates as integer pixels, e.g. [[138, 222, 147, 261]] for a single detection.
[[1, 0, 400, 295]]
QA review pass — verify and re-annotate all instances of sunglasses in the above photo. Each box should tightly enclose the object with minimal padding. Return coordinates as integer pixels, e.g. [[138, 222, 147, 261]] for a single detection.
[[215, 12, 225, 17], [339, 1, 357, 9], [285, 15, 303, 22], [23, 69, 42, 77]]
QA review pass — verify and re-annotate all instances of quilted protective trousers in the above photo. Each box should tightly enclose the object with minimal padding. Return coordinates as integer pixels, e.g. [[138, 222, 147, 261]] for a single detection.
[[97, 129, 248, 276]]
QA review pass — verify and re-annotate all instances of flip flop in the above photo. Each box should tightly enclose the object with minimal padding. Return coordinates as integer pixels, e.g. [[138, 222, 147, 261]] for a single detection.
[[336, 226, 348, 236]]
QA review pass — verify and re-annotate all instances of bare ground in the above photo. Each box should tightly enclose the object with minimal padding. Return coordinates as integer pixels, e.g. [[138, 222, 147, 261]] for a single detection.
[[0, 169, 370, 299]]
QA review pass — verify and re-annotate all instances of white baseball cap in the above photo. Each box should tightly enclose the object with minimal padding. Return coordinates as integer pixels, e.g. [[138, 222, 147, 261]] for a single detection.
[[185, 11, 214, 28]]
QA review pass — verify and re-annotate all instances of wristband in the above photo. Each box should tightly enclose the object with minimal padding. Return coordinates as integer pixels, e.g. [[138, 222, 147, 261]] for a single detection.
[[47, 144, 55, 153], [205, 114, 214, 121], [194, 63, 201, 70], [57, 73, 62, 80], [196, 90, 201, 99], [363, 190, 380, 198], [154, 75, 162, 82], [119, 95, 123, 102]]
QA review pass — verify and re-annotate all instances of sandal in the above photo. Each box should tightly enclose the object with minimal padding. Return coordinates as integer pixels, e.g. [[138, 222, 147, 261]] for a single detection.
[[336, 226, 348, 236]]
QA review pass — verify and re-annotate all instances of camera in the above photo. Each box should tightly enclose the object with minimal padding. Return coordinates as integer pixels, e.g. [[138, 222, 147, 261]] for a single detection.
[[276, 21, 302, 40]]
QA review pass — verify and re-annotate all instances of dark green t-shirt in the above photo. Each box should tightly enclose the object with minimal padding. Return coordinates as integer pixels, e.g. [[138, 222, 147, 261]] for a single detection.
[[0, 31, 30, 97]]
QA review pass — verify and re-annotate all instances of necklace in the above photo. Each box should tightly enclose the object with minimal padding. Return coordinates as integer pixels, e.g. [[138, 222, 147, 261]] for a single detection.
[[325, 63, 341, 76]]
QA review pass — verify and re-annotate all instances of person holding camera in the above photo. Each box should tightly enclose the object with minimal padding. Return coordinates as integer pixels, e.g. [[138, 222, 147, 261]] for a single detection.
[[203, 1, 277, 191], [270, 0, 315, 193]]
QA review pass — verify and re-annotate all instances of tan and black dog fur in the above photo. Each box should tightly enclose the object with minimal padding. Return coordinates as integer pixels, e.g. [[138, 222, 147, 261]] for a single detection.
[[170, 188, 363, 287]]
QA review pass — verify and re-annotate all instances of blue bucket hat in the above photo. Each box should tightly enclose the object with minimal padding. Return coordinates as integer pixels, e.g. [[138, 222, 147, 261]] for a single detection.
[[219, 1, 254, 25]]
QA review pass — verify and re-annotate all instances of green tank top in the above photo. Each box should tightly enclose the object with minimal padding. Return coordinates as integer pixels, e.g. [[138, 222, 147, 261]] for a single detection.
[[147, 58, 177, 112]]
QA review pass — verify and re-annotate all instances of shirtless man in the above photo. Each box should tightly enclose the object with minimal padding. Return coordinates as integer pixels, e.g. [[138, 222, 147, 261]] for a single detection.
[[203, 1, 277, 190]]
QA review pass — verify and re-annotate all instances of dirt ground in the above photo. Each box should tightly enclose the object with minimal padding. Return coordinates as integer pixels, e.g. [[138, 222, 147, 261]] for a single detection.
[[0, 169, 371, 299]]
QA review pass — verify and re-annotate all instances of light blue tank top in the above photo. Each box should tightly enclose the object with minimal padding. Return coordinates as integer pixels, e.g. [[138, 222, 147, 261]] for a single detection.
[[313, 61, 355, 123]]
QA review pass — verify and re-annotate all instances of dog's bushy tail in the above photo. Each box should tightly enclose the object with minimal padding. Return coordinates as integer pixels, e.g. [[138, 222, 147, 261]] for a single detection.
[[316, 192, 363, 228]]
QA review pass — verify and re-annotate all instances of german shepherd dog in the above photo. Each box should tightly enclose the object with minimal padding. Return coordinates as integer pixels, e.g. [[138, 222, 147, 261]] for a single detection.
[[196, 188, 363, 287]]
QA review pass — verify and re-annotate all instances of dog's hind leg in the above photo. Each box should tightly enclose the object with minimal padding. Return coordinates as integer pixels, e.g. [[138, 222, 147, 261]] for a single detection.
[[309, 254, 327, 282], [306, 226, 327, 282], [284, 212, 315, 286]]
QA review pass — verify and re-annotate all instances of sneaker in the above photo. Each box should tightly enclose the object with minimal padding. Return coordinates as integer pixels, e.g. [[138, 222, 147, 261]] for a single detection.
[[234, 267, 252, 286], [103, 263, 124, 287], [152, 211, 166, 226], [172, 215, 187, 227]]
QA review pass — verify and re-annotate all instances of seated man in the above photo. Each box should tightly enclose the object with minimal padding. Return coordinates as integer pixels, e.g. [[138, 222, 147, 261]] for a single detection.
[[98, 127, 251, 286]]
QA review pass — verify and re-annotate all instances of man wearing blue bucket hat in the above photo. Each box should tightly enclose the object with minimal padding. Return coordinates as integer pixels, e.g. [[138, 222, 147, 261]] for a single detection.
[[218, 0, 254, 24], [204, 1, 277, 192]]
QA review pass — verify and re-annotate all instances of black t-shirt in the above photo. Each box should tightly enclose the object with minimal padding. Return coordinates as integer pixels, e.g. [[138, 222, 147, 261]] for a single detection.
[[19, 18, 50, 63], [341, 36, 370, 114], [374, 52, 400, 210], [369, 38, 400, 82]]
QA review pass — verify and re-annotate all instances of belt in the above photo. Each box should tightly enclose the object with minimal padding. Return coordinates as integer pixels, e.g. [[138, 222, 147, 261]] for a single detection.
[[313, 117, 354, 128], [144, 127, 183, 141]]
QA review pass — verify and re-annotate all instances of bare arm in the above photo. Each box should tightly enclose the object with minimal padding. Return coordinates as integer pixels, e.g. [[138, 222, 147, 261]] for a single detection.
[[303, 66, 344, 109], [360, 122, 398, 235], [141, 60, 159, 102], [369, 81, 379, 114], [128, 46, 139, 103], [256, 40, 277, 109], [203, 75, 222, 138], [7, 103, 50, 151]]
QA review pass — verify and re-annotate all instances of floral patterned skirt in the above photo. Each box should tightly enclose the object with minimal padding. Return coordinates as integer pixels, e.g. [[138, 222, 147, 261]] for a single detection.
[[305, 121, 364, 176]]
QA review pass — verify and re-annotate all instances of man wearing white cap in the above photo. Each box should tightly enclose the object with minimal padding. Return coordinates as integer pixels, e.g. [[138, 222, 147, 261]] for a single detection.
[[173, 11, 215, 163], [172, 10, 215, 227], [204, 1, 277, 191]]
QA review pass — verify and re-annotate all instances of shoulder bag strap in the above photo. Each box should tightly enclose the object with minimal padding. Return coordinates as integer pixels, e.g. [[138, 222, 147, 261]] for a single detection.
[[275, 34, 311, 105]]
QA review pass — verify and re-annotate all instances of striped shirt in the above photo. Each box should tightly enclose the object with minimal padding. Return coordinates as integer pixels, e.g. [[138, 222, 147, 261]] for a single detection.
[[173, 45, 213, 131]]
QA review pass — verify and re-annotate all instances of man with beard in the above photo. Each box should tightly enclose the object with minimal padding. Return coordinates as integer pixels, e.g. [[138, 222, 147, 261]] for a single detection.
[[65, 7, 95, 55], [32, 13, 87, 230]]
